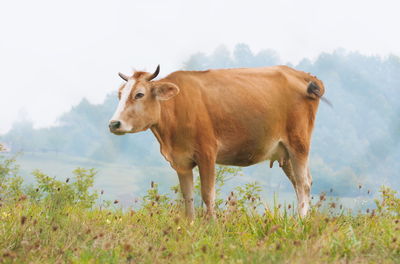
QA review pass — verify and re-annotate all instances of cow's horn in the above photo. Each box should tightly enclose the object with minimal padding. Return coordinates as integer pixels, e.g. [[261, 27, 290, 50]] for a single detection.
[[118, 72, 129, 81], [147, 65, 160, 81]]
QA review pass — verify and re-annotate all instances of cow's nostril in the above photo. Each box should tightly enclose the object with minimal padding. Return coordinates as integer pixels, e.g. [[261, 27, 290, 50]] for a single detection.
[[109, 120, 121, 130]]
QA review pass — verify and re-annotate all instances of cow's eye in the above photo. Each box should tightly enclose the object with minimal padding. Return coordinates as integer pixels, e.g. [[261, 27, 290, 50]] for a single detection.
[[135, 93, 144, 99]]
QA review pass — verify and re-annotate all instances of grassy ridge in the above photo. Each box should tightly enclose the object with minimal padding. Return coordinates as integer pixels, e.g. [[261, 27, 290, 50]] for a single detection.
[[0, 149, 399, 263]]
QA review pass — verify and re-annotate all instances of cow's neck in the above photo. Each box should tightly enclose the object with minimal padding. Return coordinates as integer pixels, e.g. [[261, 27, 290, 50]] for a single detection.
[[150, 105, 175, 164]]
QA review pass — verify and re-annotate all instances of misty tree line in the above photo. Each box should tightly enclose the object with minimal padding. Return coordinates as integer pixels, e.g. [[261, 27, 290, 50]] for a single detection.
[[1, 43, 399, 196]]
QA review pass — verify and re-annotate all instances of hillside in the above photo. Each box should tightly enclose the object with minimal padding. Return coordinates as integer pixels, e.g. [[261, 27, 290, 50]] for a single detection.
[[1, 45, 399, 202]]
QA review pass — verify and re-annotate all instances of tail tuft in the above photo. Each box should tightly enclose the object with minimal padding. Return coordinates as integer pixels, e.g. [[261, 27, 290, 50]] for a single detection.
[[306, 81, 332, 107], [307, 81, 322, 98]]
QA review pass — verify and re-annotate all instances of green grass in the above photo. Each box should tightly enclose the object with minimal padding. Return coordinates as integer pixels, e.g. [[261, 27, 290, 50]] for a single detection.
[[1, 148, 399, 263], [1, 186, 400, 263]]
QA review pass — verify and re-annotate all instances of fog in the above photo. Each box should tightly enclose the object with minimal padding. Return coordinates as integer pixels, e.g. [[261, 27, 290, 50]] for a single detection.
[[1, 0, 400, 134]]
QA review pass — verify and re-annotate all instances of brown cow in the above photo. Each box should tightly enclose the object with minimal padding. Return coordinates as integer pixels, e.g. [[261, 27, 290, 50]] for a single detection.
[[109, 65, 325, 219]]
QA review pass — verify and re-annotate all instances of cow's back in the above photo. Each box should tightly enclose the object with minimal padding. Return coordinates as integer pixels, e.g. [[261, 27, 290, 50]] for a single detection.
[[162, 66, 321, 166]]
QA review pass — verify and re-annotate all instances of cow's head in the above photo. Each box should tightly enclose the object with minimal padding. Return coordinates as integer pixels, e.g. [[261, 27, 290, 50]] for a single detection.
[[109, 65, 179, 135]]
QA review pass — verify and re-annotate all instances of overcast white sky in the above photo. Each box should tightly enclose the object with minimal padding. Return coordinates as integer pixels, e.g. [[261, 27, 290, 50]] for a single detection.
[[0, 0, 399, 134]]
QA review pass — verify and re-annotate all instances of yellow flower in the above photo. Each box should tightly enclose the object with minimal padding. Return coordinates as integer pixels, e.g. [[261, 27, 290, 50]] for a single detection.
[[2, 212, 11, 219]]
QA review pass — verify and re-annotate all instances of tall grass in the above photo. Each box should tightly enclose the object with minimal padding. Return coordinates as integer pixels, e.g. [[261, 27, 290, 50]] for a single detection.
[[0, 147, 399, 263]]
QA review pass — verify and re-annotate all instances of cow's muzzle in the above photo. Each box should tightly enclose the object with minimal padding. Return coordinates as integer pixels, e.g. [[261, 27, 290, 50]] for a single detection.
[[109, 120, 121, 132]]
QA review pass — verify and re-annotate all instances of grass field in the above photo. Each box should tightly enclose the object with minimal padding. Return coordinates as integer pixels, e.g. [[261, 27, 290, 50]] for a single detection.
[[1, 149, 399, 263], [1, 187, 400, 263]]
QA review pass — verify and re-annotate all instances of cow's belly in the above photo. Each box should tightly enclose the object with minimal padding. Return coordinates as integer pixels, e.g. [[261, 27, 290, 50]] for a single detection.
[[216, 138, 287, 167]]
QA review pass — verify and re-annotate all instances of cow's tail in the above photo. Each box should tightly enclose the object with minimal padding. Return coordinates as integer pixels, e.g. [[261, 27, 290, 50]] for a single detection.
[[306, 76, 332, 107]]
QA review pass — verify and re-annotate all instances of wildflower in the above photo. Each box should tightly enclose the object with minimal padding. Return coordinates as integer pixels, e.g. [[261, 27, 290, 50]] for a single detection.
[[370, 242, 375, 248], [3, 251, 17, 259], [18, 195, 27, 201], [371, 210, 376, 217], [123, 244, 132, 252], [104, 242, 112, 250], [269, 225, 280, 234], [201, 245, 207, 253], [2, 212, 11, 219], [34, 241, 40, 249]]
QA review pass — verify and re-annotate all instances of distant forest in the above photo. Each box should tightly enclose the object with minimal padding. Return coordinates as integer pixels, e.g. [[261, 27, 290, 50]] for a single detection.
[[2, 44, 399, 197]]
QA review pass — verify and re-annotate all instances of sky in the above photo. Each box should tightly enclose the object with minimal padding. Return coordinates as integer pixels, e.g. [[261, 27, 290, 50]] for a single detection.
[[1, 0, 399, 134]]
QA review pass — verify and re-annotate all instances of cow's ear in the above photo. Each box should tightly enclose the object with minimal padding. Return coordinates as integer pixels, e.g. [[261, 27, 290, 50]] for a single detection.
[[152, 82, 180, 100]]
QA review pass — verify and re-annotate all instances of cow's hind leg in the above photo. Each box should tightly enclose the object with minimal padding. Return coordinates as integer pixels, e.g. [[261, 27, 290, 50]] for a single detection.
[[281, 146, 312, 217], [290, 156, 311, 217]]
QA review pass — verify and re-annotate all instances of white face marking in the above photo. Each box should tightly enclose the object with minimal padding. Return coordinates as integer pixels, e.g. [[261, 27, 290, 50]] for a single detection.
[[111, 79, 135, 123]]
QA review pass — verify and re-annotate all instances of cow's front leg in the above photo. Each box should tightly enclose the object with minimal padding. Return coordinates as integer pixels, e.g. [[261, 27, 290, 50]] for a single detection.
[[177, 169, 194, 221], [198, 157, 216, 218]]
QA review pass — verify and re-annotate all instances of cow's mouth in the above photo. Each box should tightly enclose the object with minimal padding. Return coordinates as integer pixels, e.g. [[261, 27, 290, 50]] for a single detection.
[[110, 131, 126, 136]]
